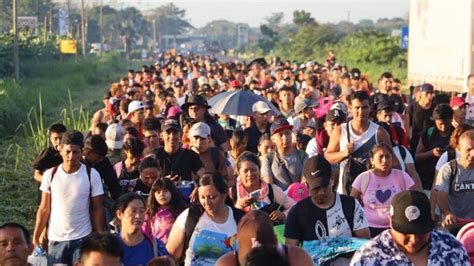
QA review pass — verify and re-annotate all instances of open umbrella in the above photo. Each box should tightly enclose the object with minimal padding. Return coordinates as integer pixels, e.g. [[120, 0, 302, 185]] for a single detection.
[[208, 89, 280, 116]]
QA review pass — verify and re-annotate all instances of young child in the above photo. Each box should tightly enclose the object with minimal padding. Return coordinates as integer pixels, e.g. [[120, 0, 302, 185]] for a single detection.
[[228, 129, 248, 170], [114, 137, 144, 180], [142, 178, 187, 244]]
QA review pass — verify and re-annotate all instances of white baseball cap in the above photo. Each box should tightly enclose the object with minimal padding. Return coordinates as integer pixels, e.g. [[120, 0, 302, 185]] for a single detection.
[[188, 122, 211, 138], [127, 100, 144, 117], [252, 101, 271, 114], [105, 123, 125, 149]]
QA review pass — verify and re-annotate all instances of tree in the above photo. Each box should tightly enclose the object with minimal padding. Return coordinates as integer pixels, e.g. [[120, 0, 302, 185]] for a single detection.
[[146, 3, 193, 37], [196, 20, 240, 49], [293, 10, 316, 27]]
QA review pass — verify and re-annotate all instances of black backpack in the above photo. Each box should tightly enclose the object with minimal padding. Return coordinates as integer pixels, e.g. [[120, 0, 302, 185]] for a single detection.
[[181, 204, 245, 263]]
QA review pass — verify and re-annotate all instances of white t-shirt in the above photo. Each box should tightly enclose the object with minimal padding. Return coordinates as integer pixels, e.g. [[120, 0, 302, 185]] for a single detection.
[[305, 137, 319, 158], [176, 206, 238, 266], [436, 150, 461, 171], [393, 145, 414, 172], [40, 163, 104, 241]]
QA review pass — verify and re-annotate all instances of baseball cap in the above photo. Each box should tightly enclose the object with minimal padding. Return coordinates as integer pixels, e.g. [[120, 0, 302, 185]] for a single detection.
[[188, 122, 211, 138], [350, 68, 361, 79], [252, 101, 271, 114], [450, 96, 469, 110], [105, 123, 125, 149], [127, 100, 145, 117], [390, 190, 434, 234], [161, 118, 181, 132], [167, 105, 182, 118], [197, 76, 208, 86], [287, 183, 309, 202], [326, 108, 346, 123], [303, 155, 332, 190], [420, 83, 434, 92], [270, 120, 293, 135], [294, 98, 315, 114], [230, 80, 241, 88], [174, 78, 184, 87]]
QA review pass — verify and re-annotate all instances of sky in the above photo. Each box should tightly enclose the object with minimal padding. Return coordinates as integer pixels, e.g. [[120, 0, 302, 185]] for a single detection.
[[98, 0, 410, 28]]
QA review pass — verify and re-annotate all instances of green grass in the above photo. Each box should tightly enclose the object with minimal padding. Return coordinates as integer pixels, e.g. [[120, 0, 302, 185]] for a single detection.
[[0, 54, 148, 230]]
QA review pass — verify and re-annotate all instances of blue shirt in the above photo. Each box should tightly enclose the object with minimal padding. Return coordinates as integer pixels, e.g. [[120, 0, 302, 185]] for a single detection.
[[117, 235, 168, 266]]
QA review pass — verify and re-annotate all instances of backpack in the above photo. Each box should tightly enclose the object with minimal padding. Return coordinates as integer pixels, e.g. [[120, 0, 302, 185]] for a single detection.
[[210, 147, 221, 171], [448, 159, 459, 194], [297, 195, 356, 238], [181, 204, 245, 263], [267, 150, 306, 186]]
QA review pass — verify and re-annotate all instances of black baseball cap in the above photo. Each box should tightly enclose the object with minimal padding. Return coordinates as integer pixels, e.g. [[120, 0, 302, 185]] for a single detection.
[[161, 119, 181, 132], [420, 83, 434, 92], [303, 155, 332, 189], [326, 108, 346, 123], [390, 190, 434, 234]]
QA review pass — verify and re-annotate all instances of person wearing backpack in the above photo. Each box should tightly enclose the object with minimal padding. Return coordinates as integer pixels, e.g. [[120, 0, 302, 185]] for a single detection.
[[230, 152, 295, 224], [415, 104, 454, 190], [284, 155, 370, 264], [350, 144, 419, 237], [325, 91, 392, 195], [32, 130, 105, 265], [166, 173, 245, 266], [188, 122, 229, 182], [261, 120, 308, 191], [435, 130, 474, 233]]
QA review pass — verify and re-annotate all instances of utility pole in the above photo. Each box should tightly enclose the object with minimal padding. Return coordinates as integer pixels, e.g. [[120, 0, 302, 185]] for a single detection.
[[49, 4, 52, 33], [13, 0, 19, 80], [81, 0, 86, 56], [99, 0, 104, 53], [152, 19, 156, 49]]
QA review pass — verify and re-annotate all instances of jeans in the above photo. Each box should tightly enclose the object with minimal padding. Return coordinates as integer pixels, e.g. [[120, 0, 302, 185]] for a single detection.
[[47, 237, 84, 265]]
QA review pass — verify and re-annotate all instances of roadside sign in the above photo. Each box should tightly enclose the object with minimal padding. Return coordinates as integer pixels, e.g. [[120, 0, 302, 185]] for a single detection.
[[401, 26, 409, 49], [59, 40, 77, 54]]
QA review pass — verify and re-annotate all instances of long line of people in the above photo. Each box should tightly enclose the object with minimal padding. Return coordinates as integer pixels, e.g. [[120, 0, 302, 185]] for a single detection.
[[6, 52, 474, 265]]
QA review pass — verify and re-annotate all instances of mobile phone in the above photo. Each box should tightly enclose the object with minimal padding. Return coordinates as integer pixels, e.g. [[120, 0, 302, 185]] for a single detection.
[[249, 189, 261, 199]]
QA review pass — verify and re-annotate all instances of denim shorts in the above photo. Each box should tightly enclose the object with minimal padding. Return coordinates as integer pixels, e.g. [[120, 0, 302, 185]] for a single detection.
[[47, 237, 85, 265]]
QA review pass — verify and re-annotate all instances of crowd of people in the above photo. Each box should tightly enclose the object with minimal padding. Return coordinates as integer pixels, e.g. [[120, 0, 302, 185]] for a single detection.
[[5, 51, 474, 265]]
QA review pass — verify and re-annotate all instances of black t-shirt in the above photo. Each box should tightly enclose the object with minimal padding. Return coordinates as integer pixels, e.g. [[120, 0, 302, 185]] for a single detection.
[[369, 92, 405, 114], [117, 160, 140, 180], [244, 122, 271, 154], [417, 127, 453, 190], [154, 147, 204, 181], [284, 194, 366, 243], [84, 158, 121, 200], [207, 119, 229, 147], [409, 102, 434, 153], [119, 178, 151, 198], [32, 146, 62, 173]]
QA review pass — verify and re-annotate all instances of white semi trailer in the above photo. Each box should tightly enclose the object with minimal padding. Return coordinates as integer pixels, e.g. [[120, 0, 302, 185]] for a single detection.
[[408, 0, 474, 93]]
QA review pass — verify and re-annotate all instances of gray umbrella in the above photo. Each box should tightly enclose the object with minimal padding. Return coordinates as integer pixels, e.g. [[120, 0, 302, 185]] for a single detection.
[[208, 89, 280, 116]]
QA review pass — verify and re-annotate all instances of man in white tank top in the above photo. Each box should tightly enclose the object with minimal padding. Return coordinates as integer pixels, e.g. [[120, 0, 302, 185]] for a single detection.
[[325, 91, 392, 194]]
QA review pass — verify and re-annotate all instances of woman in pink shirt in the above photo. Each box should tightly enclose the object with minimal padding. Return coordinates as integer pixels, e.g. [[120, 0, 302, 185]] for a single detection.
[[230, 151, 295, 224], [142, 178, 187, 244], [351, 143, 419, 237]]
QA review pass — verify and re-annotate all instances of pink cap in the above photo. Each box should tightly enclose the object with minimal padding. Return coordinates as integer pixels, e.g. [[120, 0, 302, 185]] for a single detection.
[[167, 105, 182, 118], [457, 222, 474, 264], [286, 183, 309, 202]]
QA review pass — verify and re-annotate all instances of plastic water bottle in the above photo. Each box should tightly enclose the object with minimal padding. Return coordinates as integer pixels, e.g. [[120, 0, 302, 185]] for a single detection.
[[27, 246, 47, 266]]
